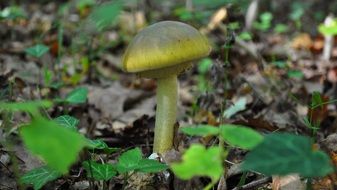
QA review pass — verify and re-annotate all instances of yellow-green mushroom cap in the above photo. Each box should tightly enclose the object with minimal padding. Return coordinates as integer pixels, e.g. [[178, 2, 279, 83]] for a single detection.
[[122, 21, 211, 78]]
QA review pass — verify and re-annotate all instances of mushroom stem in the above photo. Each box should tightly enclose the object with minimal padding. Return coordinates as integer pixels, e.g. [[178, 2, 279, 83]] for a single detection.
[[153, 74, 178, 153]]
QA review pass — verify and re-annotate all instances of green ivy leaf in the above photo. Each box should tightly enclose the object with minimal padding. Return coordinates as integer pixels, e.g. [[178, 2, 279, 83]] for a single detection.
[[20, 117, 88, 173], [54, 115, 79, 131], [25, 44, 50, 58], [115, 148, 167, 174], [65, 87, 88, 104], [89, 1, 123, 31], [241, 133, 333, 177], [219, 124, 263, 150], [180, 125, 219, 137], [21, 166, 61, 190], [115, 148, 143, 174], [83, 161, 117, 180], [87, 139, 120, 154], [137, 159, 168, 173], [171, 144, 223, 181]]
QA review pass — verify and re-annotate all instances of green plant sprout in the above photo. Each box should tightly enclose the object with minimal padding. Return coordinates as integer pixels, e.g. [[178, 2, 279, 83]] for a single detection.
[[171, 124, 263, 190], [0, 86, 166, 189], [25, 44, 52, 87], [82, 148, 167, 190], [290, 91, 337, 137], [171, 124, 333, 189], [273, 23, 289, 34], [289, 2, 306, 29], [0, 6, 26, 20], [253, 12, 273, 32], [197, 58, 213, 92]]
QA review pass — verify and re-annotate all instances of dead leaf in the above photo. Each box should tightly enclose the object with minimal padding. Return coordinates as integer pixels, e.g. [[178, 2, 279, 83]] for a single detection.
[[88, 82, 155, 131], [272, 174, 305, 190], [201, 7, 227, 34], [291, 33, 313, 50]]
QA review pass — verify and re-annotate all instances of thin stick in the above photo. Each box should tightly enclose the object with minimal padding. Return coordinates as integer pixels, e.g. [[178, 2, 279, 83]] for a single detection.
[[231, 177, 271, 190]]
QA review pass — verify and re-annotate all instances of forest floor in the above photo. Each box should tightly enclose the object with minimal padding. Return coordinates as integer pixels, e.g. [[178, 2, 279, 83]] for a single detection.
[[1, 1, 337, 190]]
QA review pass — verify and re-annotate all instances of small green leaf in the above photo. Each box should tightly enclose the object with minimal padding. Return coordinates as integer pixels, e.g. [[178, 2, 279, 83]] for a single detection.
[[25, 44, 50, 58], [89, 1, 123, 30], [115, 148, 143, 174], [198, 58, 213, 74], [0, 6, 26, 20], [318, 19, 337, 36], [137, 159, 168, 173], [272, 60, 287, 68], [21, 166, 61, 190], [274, 24, 288, 33], [76, 0, 95, 10], [241, 133, 333, 177], [219, 124, 263, 150], [171, 144, 223, 181], [115, 148, 167, 174], [287, 70, 304, 79], [54, 115, 79, 131], [310, 91, 323, 108], [43, 68, 53, 86], [238, 31, 252, 41], [223, 97, 247, 119], [87, 139, 120, 154], [83, 161, 117, 180], [180, 125, 219, 137], [65, 87, 88, 104], [20, 117, 88, 173], [228, 22, 240, 30]]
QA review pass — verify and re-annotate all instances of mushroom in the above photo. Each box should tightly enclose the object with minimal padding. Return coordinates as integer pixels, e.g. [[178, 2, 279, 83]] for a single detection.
[[122, 21, 211, 154]]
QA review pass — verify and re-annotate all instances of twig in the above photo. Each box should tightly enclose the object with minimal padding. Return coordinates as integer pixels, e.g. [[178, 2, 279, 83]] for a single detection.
[[231, 176, 271, 190], [217, 175, 227, 190]]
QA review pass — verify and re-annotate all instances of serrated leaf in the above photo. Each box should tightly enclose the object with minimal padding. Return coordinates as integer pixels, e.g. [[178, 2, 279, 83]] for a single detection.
[[87, 139, 120, 154], [223, 97, 247, 119], [137, 159, 168, 173], [65, 87, 88, 104], [54, 115, 79, 131], [25, 44, 50, 58], [21, 166, 61, 190], [115, 148, 143, 173], [20, 117, 88, 173], [241, 133, 333, 177], [89, 1, 123, 31], [219, 124, 263, 150], [83, 161, 117, 180], [180, 125, 219, 137], [171, 144, 223, 181]]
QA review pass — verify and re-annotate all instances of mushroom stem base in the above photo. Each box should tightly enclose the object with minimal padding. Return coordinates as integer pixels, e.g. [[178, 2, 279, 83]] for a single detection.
[[153, 74, 178, 154]]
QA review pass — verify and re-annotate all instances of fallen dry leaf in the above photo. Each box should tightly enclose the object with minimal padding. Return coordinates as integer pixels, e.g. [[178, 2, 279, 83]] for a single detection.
[[291, 33, 313, 50], [272, 174, 305, 190]]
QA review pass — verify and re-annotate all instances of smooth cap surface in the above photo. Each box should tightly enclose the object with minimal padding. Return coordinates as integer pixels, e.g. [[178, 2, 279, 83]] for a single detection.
[[122, 21, 211, 74]]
